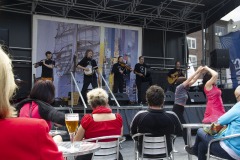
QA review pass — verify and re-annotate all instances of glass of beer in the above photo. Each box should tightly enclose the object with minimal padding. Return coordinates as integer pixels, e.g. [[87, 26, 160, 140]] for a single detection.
[[65, 113, 79, 152]]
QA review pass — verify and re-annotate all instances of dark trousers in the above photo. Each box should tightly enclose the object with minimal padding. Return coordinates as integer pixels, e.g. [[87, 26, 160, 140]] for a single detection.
[[172, 104, 187, 145], [192, 128, 234, 160], [113, 78, 124, 93], [136, 76, 152, 103], [81, 75, 98, 102]]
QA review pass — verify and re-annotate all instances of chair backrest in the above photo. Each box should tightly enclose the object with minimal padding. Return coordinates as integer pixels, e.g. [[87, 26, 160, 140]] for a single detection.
[[82, 135, 122, 160], [132, 133, 173, 160]]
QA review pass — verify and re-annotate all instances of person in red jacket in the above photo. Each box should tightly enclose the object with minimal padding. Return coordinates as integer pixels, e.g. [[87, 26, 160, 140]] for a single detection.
[[74, 88, 123, 160], [0, 45, 63, 160]]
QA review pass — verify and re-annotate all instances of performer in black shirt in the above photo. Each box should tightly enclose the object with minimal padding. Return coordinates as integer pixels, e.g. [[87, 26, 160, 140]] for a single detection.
[[134, 56, 152, 104], [77, 49, 100, 102], [111, 56, 132, 93], [34, 51, 55, 81]]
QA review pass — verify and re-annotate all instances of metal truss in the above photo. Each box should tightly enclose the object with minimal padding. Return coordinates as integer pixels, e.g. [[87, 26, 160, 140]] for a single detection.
[[0, 0, 233, 33]]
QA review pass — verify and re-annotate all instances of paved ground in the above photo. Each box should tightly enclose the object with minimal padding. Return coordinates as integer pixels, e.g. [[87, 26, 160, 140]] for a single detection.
[[120, 136, 198, 160]]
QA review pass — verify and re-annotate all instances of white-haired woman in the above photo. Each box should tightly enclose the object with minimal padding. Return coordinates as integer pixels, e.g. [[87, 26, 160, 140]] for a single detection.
[[74, 88, 123, 160], [0, 46, 63, 160]]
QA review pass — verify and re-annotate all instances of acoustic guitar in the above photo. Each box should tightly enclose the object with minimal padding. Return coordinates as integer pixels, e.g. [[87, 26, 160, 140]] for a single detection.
[[167, 72, 180, 85]]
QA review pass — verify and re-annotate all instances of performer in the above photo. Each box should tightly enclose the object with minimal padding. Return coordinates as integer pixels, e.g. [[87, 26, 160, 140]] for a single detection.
[[172, 66, 203, 145], [34, 51, 55, 81], [167, 61, 184, 91], [202, 66, 225, 123], [134, 56, 152, 104], [111, 56, 132, 93], [77, 49, 101, 102]]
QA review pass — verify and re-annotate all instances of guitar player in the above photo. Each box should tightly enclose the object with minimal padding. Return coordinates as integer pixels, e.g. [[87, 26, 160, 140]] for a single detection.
[[77, 49, 101, 103], [167, 61, 184, 92]]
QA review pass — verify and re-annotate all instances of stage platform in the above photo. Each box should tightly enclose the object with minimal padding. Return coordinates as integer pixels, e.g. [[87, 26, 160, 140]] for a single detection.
[[55, 104, 234, 136]]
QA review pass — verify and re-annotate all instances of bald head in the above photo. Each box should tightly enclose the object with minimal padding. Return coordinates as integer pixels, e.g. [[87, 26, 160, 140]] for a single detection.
[[234, 86, 240, 102]]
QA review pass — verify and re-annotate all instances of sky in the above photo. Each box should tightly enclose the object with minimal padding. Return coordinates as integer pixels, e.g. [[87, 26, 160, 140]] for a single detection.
[[221, 5, 240, 22]]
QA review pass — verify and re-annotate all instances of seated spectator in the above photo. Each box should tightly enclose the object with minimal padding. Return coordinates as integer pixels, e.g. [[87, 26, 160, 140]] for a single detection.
[[74, 88, 123, 160], [130, 85, 183, 155], [185, 86, 240, 160], [0, 46, 63, 160], [16, 80, 65, 131]]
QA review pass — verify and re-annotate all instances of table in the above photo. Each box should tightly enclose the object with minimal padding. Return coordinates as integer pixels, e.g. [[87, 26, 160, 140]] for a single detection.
[[57, 141, 101, 159], [182, 123, 210, 160], [49, 130, 68, 136]]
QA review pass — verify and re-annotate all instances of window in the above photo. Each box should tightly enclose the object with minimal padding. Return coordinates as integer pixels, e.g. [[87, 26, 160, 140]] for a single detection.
[[189, 55, 197, 67], [187, 37, 197, 49], [216, 42, 222, 49], [215, 26, 226, 36]]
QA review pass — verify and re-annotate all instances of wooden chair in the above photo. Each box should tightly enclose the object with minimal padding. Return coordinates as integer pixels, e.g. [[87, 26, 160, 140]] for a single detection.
[[132, 133, 174, 160], [206, 133, 240, 160], [82, 135, 123, 160]]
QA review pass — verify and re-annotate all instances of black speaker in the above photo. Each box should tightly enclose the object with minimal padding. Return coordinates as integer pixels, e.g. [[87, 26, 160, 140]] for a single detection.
[[210, 49, 229, 68], [164, 91, 175, 104], [187, 92, 206, 104], [221, 89, 236, 104], [109, 93, 129, 105], [0, 28, 9, 46]]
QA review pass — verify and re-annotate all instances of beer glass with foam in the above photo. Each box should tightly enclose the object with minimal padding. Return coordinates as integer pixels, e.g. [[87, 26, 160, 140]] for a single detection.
[[65, 113, 79, 152]]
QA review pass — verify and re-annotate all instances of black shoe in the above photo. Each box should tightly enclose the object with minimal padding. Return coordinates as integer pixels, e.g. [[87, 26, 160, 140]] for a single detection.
[[185, 146, 197, 156]]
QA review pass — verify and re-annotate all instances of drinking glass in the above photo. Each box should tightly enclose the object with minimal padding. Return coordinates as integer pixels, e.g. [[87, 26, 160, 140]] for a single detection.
[[65, 113, 79, 152]]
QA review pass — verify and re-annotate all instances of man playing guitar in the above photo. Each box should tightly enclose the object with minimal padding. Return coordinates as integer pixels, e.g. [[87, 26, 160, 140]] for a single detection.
[[134, 56, 152, 104], [77, 49, 101, 102], [167, 61, 184, 91]]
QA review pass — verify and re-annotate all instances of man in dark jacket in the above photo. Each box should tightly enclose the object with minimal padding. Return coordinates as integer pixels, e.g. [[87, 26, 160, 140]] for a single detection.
[[130, 85, 182, 155]]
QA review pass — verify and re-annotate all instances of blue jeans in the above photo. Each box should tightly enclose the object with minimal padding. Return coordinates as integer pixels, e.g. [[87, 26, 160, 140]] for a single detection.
[[192, 128, 234, 160]]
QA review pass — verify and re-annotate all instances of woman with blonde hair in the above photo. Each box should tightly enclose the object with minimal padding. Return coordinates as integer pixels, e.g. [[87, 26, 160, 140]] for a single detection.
[[0, 46, 63, 160], [74, 88, 123, 160]]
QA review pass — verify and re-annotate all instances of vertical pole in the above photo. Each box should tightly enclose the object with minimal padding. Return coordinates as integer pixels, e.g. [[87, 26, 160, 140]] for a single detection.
[[201, 13, 206, 65], [184, 32, 188, 78], [71, 74, 73, 109]]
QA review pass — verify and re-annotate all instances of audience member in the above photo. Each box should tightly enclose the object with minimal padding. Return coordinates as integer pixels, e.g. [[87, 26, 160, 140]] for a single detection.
[[185, 86, 240, 160], [74, 88, 123, 160], [173, 66, 203, 145], [130, 85, 182, 155], [0, 46, 63, 160], [202, 66, 225, 123], [16, 80, 65, 130]]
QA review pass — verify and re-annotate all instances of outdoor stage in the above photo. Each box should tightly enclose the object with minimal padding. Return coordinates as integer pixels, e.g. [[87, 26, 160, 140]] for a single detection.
[[55, 103, 234, 135]]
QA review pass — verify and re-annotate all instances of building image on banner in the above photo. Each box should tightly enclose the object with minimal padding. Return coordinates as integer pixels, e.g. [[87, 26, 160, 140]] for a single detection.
[[33, 15, 141, 102]]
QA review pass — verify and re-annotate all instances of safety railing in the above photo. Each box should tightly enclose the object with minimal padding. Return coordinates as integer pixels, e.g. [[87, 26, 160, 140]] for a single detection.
[[70, 72, 87, 115]]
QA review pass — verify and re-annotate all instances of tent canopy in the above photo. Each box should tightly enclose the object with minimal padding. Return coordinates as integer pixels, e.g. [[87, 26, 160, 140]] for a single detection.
[[0, 0, 239, 33]]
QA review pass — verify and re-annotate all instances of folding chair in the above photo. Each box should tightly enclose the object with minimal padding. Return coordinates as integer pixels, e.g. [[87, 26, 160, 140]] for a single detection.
[[132, 133, 174, 160], [83, 135, 123, 160], [206, 133, 240, 160]]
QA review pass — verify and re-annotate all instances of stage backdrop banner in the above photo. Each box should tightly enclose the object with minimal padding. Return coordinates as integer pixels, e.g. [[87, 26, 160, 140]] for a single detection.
[[220, 31, 240, 88], [32, 15, 142, 102]]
